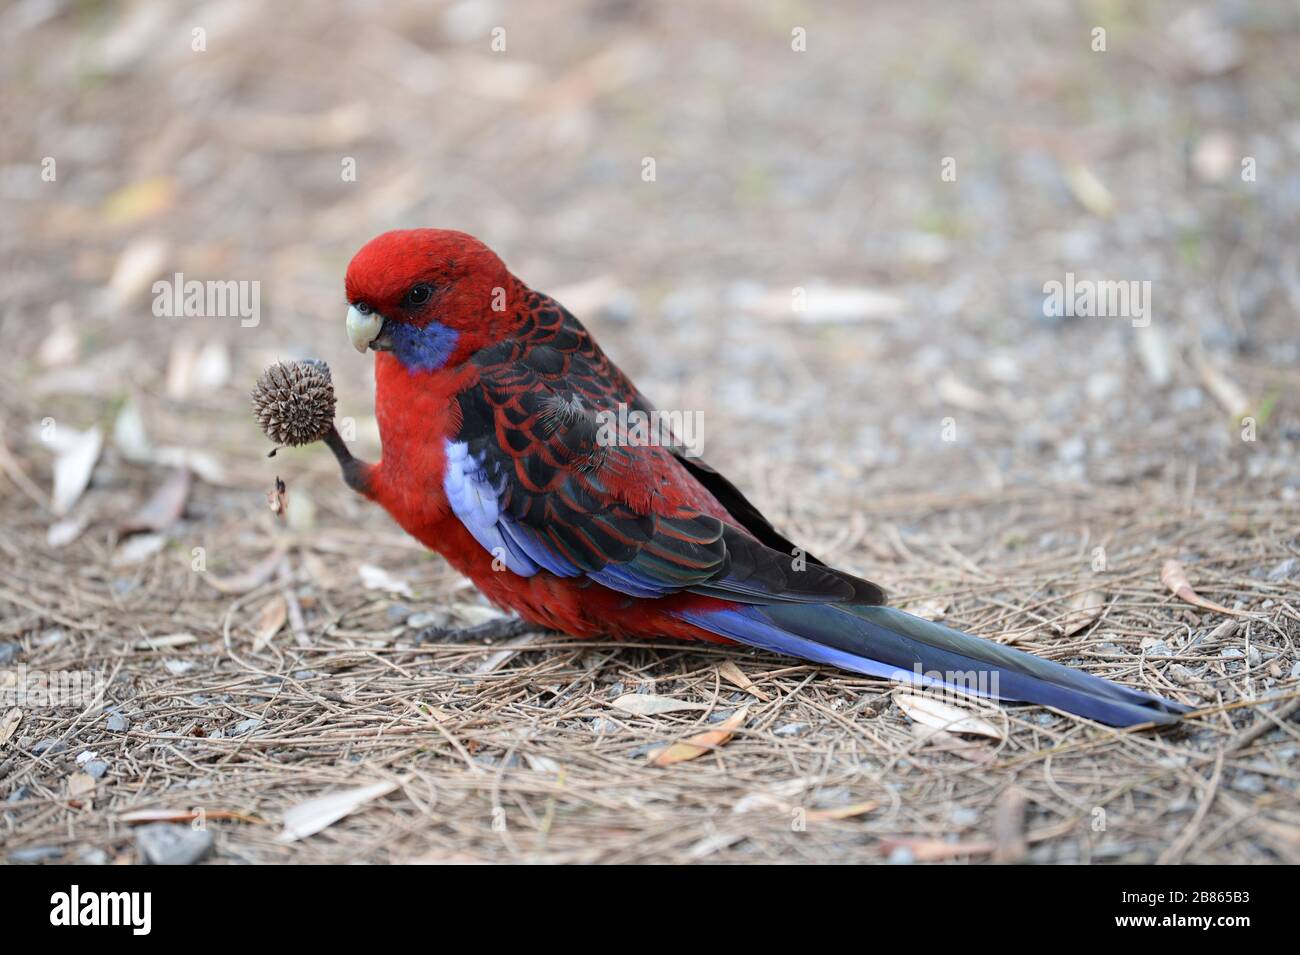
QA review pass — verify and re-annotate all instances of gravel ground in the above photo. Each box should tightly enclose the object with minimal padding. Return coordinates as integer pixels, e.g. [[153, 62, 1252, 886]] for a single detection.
[[1, 0, 1298, 864]]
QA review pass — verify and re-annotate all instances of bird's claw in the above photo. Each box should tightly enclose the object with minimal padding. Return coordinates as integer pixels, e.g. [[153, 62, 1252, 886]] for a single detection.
[[412, 616, 536, 645]]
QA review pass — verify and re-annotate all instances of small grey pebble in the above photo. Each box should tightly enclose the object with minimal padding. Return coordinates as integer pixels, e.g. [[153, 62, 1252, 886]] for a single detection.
[[951, 807, 979, 826], [1230, 774, 1266, 795], [32, 739, 67, 755], [386, 603, 412, 622], [9, 846, 64, 863], [79, 847, 110, 865], [773, 722, 810, 737], [1267, 557, 1297, 582], [106, 714, 129, 732], [292, 670, 315, 680], [0, 642, 21, 664], [1057, 436, 1087, 463], [7, 786, 30, 803], [231, 718, 262, 735], [406, 611, 440, 629], [1221, 647, 1244, 659], [85, 760, 110, 779], [888, 846, 916, 865], [135, 823, 213, 865]]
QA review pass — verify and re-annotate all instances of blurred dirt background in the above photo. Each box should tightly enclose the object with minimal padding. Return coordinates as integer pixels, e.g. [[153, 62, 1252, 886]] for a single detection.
[[1, 0, 1298, 864]]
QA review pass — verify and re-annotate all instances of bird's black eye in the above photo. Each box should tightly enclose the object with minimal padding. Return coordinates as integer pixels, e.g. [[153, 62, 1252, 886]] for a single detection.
[[354, 301, 372, 315], [405, 283, 432, 307]]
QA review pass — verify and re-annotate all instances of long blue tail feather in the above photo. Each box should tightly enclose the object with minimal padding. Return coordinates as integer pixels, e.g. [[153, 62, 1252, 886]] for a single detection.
[[678, 603, 1189, 727]]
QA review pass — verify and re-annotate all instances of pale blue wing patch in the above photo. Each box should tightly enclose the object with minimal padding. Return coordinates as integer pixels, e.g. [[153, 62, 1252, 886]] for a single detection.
[[443, 440, 539, 577], [443, 440, 665, 594]]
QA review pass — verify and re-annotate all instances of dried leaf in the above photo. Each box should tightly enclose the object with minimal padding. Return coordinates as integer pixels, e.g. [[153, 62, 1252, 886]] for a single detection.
[[938, 375, 994, 412], [202, 545, 288, 595], [191, 341, 231, 391], [107, 236, 168, 304], [649, 706, 749, 766], [0, 708, 21, 745], [164, 338, 200, 400], [612, 694, 708, 716], [358, 563, 413, 597], [471, 632, 542, 675], [39, 312, 80, 368], [1161, 560, 1250, 617], [150, 446, 225, 483], [685, 831, 746, 860], [102, 179, 175, 225], [806, 800, 878, 822], [49, 425, 102, 516], [717, 660, 771, 701], [449, 604, 510, 627], [1198, 360, 1251, 419], [252, 595, 288, 651], [880, 836, 997, 861], [895, 692, 1003, 740], [119, 468, 191, 536], [110, 532, 165, 567], [523, 753, 562, 775], [1063, 163, 1114, 217], [1135, 324, 1173, 387], [787, 285, 904, 323], [113, 400, 152, 462], [277, 780, 398, 843], [47, 513, 90, 548], [750, 284, 904, 323], [134, 633, 198, 650], [910, 724, 997, 764], [68, 772, 97, 804], [1192, 132, 1236, 183], [1056, 588, 1105, 636]]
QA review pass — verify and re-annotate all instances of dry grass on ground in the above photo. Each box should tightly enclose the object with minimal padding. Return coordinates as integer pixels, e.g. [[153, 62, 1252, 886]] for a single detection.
[[2, 450, 1297, 864]]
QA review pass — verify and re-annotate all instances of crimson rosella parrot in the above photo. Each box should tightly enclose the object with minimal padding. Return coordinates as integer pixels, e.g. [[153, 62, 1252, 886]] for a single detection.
[[328, 228, 1188, 728]]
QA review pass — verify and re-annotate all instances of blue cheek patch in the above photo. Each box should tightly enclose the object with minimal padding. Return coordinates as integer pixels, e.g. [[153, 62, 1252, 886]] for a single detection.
[[390, 320, 460, 372]]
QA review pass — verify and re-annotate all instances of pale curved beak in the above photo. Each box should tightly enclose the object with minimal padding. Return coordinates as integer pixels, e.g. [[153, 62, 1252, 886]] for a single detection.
[[346, 305, 384, 354]]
